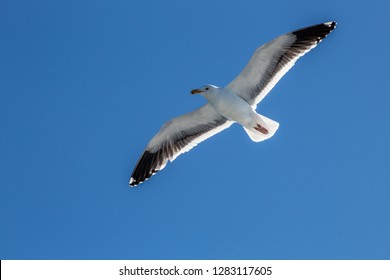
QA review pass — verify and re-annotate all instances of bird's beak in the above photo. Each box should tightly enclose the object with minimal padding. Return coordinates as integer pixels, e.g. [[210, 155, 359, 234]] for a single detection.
[[191, 89, 202, 94]]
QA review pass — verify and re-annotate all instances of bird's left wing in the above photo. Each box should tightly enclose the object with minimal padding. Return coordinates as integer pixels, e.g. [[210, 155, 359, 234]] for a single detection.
[[130, 103, 234, 186], [227, 21, 336, 108]]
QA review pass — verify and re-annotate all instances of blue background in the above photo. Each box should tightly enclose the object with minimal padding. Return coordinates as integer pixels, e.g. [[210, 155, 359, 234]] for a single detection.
[[1, 0, 389, 259]]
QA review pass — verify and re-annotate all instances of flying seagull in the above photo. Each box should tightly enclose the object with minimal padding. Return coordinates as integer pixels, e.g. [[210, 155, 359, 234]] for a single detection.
[[129, 21, 336, 187]]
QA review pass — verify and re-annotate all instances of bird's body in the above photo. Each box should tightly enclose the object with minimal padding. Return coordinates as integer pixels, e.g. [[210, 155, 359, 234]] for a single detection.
[[201, 86, 254, 128], [196, 85, 279, 141], [129, 21, 336, 187]]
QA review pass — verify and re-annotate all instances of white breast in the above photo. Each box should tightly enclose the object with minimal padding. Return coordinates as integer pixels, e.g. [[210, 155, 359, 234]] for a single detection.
[[205, 87, 255, 126]]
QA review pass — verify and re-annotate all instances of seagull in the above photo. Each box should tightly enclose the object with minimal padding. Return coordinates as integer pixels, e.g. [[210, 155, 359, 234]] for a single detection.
[[129, 21, 336, 187]]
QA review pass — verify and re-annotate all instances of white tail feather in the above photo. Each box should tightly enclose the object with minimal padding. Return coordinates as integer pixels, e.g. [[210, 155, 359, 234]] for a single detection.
[[243, 114, 279, 142]]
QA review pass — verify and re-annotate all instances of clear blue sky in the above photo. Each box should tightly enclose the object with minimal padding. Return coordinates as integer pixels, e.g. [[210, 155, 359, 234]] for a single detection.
[[1, 0, 389, 259]]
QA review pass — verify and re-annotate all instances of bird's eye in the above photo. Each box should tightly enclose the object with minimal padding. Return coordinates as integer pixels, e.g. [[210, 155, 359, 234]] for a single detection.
[[205, 87, 209, 90]]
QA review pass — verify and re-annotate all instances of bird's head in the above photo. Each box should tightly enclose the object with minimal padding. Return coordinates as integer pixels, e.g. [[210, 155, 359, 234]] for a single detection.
[[191, 85, 218, 96]]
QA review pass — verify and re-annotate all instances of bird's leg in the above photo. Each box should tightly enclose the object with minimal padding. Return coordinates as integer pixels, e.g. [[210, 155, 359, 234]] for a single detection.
[[254, 124, 269, 134]]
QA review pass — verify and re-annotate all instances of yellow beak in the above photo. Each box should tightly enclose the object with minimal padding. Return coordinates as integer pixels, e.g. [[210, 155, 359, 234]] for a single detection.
[[191, 89, 202, 94]]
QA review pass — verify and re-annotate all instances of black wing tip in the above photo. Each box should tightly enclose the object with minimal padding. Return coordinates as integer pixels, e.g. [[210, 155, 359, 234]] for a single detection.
[[292, 21, 337, 43], [129, 175, 153, 187], [129, 177, 138, 187], [293, 21, 337, 32], [130, 150, 155, 187], [322, 21, 337, 35], [129, 150, 164, 187], [324, 21, 337, 29], [319, 20, 337, 36]]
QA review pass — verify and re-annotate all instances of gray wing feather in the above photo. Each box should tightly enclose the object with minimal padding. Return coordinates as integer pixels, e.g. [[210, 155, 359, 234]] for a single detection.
[[228, 22, 336, 108], [130, 104, 233, 186]]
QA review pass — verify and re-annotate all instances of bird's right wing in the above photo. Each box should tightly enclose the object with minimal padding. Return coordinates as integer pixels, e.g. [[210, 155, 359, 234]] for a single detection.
[[130, 104, 234, 186], [227, 21, 336, 108]]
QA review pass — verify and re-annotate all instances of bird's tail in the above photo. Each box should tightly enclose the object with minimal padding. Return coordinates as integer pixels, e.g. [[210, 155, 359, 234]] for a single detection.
[[243, 113, 279, 142]]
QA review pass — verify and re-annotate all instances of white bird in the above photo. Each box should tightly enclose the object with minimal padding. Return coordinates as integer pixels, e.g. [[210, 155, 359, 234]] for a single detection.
[[130, 21, 336, 187]]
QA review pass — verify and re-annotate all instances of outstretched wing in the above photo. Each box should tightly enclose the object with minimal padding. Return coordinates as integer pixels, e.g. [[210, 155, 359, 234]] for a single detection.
[[228, 21, 336, 108], [130, 104, 234, 186]]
